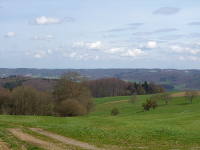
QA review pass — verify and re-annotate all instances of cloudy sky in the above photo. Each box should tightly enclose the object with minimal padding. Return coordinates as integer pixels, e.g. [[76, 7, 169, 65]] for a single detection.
[[1, 0, 200, 69]]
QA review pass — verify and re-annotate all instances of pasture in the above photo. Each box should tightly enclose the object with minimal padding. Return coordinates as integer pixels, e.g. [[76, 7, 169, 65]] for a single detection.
[[0, 93, 200, 150]]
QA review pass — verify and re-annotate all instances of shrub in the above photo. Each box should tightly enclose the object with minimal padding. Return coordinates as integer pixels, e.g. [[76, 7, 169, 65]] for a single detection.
[[111, 107, 119, 116], [55, 99, 87, 117], [129, 95, 138, 104], [142, 99, 158, 111]]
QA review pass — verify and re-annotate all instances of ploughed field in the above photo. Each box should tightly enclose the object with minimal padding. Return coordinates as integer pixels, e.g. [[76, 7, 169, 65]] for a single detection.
[[0, 93, 200, 150]]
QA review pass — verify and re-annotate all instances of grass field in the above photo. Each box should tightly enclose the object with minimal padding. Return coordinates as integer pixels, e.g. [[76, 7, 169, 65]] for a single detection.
[[0, 93, 200, 150]]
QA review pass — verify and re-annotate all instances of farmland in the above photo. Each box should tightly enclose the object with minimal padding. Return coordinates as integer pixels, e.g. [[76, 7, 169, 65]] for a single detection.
[[0, 93, 200, 150]]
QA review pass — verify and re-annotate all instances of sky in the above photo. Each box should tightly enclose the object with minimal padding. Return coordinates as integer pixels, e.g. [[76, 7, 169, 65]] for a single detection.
[[1, 0, 200, 69]]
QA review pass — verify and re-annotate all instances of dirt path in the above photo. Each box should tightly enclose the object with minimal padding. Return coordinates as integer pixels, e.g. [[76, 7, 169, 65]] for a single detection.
[[0, 141, 10, 150], [9, 128, 64, 150], [30, 128, 104, 150], [104, 100, 128, 104], [171, 91, 200, 97]]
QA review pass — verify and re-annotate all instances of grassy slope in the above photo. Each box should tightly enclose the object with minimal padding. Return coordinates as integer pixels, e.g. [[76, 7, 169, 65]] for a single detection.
[[0, 94, 200, 150]]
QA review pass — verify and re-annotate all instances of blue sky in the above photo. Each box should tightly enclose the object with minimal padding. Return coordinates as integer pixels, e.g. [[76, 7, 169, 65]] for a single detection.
[[1, 0, 200, 69]]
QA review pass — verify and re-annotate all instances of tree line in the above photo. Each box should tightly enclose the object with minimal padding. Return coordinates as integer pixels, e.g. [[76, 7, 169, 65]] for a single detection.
[[0, 73, 93, 116], [0, 73, 165, 117], [85, 78, 164, 97]]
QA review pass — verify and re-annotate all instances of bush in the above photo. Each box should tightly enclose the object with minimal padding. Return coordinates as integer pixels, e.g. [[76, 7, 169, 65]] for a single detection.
[[129, 95, 138, 104], [111, 108, 119, 116], [55, 99, 87, 117], [142, 99, 158, 111]]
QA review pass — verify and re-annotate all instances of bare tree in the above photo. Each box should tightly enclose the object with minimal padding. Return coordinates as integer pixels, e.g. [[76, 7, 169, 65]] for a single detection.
[[185, 91, 199, 104], [160, 93, 171, 105], [53, 73, 93, 116]]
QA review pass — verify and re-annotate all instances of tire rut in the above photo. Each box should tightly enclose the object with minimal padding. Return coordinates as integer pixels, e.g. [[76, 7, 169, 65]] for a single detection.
[[9, 128, 65, 150], [30, 128, 104, 150], [0, 141, 10, 150]]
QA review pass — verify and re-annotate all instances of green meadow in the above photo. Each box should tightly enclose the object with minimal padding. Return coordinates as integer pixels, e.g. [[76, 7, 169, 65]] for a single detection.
[[0, 94, 200, 150]]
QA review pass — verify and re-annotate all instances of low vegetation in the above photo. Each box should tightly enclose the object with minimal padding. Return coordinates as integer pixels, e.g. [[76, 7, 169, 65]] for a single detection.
[[111, 107, 119, 116], [0, 93, 200, 150]]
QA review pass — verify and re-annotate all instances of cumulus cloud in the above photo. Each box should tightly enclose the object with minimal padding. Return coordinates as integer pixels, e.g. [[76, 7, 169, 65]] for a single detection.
[[121, 49, 145, 57], [153, 7, 180, 15], [33, 51, 47, 58], [34, 16, 61, 25], [170, 45, 200, 54], [26, 49, 53, 59], [146, 41, 157, 49], [33, 16, 74, 25], [72, 41, 146, 59], [106, 48, 124, 54], [4, 32, 16, 38], [73, 41, 103, 50]]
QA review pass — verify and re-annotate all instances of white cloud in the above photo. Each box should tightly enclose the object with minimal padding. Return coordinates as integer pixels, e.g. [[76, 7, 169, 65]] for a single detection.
[[5, 32, 16, 38], [35, 16, 61, 25], [87, 41, 102, 49], [170, 45, 200, 54], [146, 41, 157, 49], [121, 48, 145, 57], [106, 48, 124, 54], [73, 41, 103, 50], [33, 51, 47, 58], [26, 49, 53, 59], [32, 35, 54, 40]]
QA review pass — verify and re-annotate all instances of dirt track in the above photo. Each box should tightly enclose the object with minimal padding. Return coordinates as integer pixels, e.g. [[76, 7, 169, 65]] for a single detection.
[[9, 128, 64, 150], [9, 128, 104, 150], [30, 128, 104, 150], [0, 141, 10, 150]]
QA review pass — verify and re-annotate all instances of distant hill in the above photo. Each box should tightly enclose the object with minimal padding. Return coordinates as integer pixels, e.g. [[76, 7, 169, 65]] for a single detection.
[[0, 68, 200, 91]]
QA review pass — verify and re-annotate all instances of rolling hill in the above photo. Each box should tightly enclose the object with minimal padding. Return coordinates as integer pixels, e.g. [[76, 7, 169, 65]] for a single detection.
[[0, 93, 200, 150], [1, 68, 200, 91]]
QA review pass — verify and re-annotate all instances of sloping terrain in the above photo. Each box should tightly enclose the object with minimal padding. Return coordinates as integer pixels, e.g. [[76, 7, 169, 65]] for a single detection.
[[0, 93, 200, 149], [1, 68, 200, 90]]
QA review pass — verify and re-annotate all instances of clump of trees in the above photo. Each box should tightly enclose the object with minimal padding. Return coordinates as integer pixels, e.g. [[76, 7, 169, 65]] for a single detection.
[[86, 78, 164, 97], [53, 74, 93, 116], [0, 86, 53, 115], [3, 80, 24, 91], [0, 73, 93, 117]]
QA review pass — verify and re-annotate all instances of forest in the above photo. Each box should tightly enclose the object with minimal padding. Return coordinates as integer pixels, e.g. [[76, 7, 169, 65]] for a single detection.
[[0, 73, 164, 116]]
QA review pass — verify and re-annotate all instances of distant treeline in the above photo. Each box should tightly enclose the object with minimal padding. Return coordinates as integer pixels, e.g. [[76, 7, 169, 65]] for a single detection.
[[86, 78, 164, 97]]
